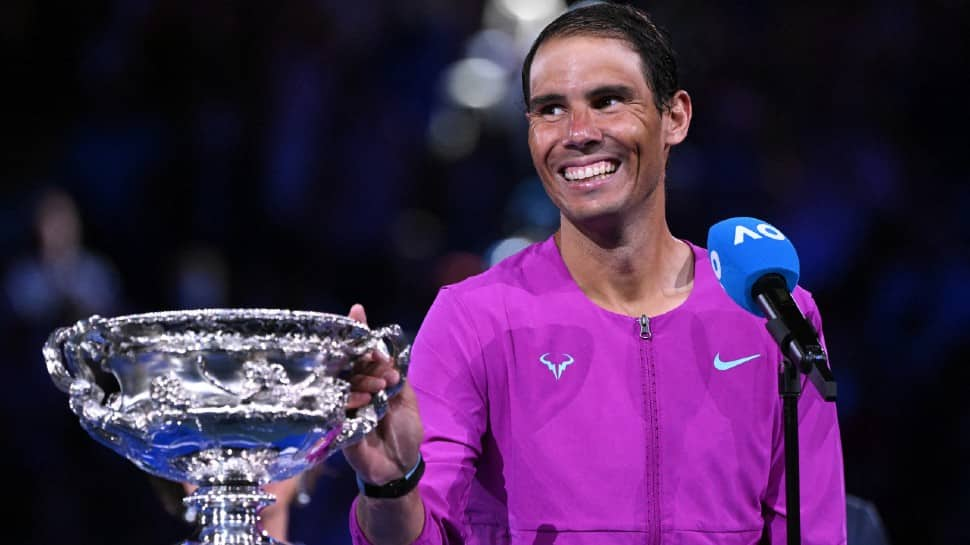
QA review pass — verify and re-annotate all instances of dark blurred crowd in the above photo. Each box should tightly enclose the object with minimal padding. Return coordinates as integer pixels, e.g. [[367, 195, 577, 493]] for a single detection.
[[1, 1, 967, 544]]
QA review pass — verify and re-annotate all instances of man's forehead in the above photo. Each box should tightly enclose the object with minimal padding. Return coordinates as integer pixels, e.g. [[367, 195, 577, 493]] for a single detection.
[[529, 35, 647, 91]]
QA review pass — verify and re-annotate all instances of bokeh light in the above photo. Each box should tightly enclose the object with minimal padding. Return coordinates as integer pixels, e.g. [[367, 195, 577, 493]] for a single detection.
[[444, 57, 509, 110]]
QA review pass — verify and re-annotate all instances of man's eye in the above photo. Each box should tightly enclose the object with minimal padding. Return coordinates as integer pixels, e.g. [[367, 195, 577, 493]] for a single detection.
[[540, 104, 566, 117], [594, 96, 622, 109]]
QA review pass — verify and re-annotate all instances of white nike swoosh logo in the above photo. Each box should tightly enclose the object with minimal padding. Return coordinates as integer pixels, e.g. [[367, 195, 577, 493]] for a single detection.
[[714, 353, 761, 371]]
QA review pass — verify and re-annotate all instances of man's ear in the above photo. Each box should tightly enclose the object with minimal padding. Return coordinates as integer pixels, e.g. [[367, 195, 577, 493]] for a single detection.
[[663, 90, 692, 146]]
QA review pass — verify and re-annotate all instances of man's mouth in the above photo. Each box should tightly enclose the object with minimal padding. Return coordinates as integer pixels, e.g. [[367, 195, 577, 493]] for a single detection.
[[560, 160, 619, 182]]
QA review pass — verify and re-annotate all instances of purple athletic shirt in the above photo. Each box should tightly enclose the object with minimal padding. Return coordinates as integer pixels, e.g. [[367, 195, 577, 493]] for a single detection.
[[351, 238, 846, 545]]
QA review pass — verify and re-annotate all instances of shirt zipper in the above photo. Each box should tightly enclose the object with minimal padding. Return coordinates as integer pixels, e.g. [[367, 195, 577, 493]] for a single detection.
[[637, 313, 660, 545], [639, 314, 652, 339]]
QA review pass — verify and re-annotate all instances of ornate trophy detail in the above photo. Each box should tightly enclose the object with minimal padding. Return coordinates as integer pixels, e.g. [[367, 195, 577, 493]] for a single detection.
[[43, 309, 410, 545]]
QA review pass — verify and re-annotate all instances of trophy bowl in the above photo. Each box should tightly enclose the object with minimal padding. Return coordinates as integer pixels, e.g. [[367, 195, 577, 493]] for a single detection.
[[43, 308, 410, 545]]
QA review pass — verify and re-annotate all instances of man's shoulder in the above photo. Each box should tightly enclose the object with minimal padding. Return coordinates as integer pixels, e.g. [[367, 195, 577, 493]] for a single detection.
[[791, 284, 823, 324], [416, 238, 562, 350]]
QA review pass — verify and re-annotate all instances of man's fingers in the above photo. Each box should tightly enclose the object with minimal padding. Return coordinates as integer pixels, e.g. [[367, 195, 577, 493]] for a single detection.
[[383, 368, 401, 386], [344, 304, 401, 410], [348, 303, 367, 325], [352, 349, 394, 376], [352, 353, 380, 376], [350, 374, 387, 392], [347, 391, 372, 409]]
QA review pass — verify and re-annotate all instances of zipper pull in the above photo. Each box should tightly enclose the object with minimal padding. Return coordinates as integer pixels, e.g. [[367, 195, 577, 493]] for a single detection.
[[639, 314, 652, 339]]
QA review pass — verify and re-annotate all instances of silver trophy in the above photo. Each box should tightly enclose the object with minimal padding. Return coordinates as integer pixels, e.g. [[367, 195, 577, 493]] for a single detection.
[[43, 308, 410, 545]]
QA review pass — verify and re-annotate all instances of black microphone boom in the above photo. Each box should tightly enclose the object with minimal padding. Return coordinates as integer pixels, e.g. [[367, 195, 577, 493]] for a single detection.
[[752, 273, 837, 401]]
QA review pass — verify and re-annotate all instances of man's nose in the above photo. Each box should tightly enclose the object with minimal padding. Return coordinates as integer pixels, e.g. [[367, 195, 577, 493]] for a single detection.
[[562, 107, 602, 149]]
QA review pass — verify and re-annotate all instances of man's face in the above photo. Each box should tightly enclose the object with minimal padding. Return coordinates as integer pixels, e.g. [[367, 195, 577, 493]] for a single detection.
[[527, 35, 686, 227]]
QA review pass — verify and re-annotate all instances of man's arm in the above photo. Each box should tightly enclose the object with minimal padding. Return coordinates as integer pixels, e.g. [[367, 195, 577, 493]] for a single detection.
[[355, 492, 426, 544], [352, 398, 427, 545], [345, 289, 489, 545]]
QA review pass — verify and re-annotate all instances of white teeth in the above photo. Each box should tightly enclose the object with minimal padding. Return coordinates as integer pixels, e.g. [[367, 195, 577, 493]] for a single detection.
[[563, 160, 617, 181]]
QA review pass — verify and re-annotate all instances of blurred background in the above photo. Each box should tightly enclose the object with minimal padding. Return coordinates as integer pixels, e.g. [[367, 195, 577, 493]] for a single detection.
[[1, 0, 967, 543]]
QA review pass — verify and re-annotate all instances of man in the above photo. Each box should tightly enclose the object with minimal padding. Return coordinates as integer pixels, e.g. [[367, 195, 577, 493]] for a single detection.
[[343, 3, 846, 544]]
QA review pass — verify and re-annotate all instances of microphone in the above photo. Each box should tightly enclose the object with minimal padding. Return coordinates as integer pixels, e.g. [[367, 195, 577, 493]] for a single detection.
[[707, 217, 836, 401]]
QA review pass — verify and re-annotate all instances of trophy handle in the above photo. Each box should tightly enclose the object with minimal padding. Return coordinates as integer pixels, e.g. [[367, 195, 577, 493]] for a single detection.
[[371, 324, 410, 400], [43, 317, 107, 400], [312, 324, 411, 460], [42, 316, 149, 454]]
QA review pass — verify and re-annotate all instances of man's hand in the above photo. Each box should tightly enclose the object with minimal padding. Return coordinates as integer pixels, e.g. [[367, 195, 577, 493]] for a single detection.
[[342, 304, 424, 486], [339, 304, 428, 544]]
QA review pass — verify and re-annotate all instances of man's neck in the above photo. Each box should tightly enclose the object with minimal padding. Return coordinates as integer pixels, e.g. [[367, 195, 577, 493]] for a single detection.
[[556, 208, 694, 318]]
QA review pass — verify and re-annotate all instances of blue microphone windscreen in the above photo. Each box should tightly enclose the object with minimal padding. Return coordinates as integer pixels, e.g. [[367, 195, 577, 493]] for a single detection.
[[706, 217, 800, 316]]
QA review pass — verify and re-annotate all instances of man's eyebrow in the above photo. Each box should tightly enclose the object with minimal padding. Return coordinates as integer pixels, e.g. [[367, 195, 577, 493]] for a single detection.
[[528, 93, 565, 111], [587, 84, 635, 99]]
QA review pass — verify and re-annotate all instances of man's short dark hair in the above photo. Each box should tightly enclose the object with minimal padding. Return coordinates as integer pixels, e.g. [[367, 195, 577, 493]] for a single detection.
[[521, 2, 679, 113]]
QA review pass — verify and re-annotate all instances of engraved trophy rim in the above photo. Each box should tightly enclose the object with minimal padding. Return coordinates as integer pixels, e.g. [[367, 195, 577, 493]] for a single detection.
[[91, 307, 369, 328], [43, 306, 411, 544]]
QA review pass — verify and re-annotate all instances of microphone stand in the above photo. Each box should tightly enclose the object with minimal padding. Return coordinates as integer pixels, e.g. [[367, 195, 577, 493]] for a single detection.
[[754, 275, 837, 545], [779, 357, 802, 545]]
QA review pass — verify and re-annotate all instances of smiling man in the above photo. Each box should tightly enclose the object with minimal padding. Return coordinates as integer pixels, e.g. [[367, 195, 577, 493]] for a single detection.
[[343, 4, 846, 545]]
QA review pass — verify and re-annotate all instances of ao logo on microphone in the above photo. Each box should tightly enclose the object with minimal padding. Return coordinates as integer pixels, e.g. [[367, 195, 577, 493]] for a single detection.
[[710, 222, 787, 281], [732, 223, 786, 245]]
